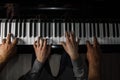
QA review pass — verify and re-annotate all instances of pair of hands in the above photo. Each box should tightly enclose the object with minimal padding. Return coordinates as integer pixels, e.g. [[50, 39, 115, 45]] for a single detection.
[[33, 32, 101, 65], [0, 32, 101, 66]]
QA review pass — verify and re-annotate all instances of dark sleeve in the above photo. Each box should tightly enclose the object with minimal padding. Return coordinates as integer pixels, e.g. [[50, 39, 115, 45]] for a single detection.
[[19, 59, 43, 80], [71, 56, 88, 80]]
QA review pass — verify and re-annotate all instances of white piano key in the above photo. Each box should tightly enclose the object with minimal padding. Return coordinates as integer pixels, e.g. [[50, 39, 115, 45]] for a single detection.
[[37, 22, 40, 37], [0, 22, 2, 44], [80, 22, 85, 44], [109, 23, 113, 37], [67, 22, 69, 32], [31, 21, 35, 44], [52, 21, 58, 44], [71, 22, 74, 32], [7, 21, 10, 36], [11, 21, 16, 42], [60, 22, 65, 43], [2, 21, 6, 38], [26, 22, 30, 45]]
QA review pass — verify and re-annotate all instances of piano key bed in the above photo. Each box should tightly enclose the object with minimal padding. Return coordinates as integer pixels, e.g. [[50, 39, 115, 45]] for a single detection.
[[0, 19, 120, 53]]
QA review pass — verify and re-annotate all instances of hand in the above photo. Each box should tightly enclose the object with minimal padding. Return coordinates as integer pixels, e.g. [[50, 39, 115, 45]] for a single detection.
[[33, 38, 51, 63], [86, 37, 101, 80], [86, 37, 101, 66], [60, 32, 80, 60], [0, 34, 18, 63]]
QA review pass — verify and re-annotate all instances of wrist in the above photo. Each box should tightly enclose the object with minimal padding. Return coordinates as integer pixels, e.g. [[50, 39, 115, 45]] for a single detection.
[[70, 53, 80, 61], [89, 64, 101, 80], [36, 58, 45, 63]]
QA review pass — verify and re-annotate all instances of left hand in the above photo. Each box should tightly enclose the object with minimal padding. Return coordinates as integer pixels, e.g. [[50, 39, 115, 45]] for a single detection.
[[0, 34, 18, 63], [60, 32, 80, 60]]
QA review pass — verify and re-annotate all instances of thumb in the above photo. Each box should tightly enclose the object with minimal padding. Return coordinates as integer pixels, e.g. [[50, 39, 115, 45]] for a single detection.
[[60, 42, 66, 50]]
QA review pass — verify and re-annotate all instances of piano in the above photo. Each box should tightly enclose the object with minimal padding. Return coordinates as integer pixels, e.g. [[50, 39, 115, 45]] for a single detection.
[[0, 0, 120, 53]]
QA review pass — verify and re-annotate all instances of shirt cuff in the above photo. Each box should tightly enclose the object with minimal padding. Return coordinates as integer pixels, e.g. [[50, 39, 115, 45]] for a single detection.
[[71, 56, 83, 68], [30, 59, 44, 73]]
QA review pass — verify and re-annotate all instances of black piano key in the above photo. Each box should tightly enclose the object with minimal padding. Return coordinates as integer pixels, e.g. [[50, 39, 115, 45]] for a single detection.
[[23, 20, 26, 37], [15, 20, 18, 37], [59, 22, 61, 37], [83, 23, 86, 37], [57, 23, 60, 37], [30, 20, 33, 37], [44, 22, 47, 37], [65, 22, 67, 32], [42, 22, 45, 37], [55, 22, 57, 37], [34, 20, 37, 37], [48, 22, 51, 37], [116, 23, 119, 37], [9, 20, 12, 34], [19, 20, 22, 37], [103, 23, 106, 37], [50, 22, 53, 37], [73, 23, 76, 33], [69, 22, 72, 32], [112, 24, 115, 37], [97, 23, 100, 37], [106, 23, 109, 37], [5, 20, 8, 37], [79, 23, 81, 37], [90, 23, 92, 37], [93, 23, 96, 36], [40, 22, 43, 37]]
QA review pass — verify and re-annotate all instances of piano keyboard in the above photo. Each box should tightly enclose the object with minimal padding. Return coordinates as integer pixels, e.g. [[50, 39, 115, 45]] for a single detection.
[[0, 19, 120, 45]]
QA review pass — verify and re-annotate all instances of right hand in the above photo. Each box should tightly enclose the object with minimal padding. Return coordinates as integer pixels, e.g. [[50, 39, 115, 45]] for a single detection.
[[33, 38, 51, 63], [86, 37, 101, 66], [60, 32, 80, 60]]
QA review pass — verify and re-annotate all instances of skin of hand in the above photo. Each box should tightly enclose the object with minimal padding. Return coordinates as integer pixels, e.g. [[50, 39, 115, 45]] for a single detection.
[[86, 37, 101, 80], [33, 38, 51, 63], [60, 32, 80, 60], [0, 33, 18, 63]]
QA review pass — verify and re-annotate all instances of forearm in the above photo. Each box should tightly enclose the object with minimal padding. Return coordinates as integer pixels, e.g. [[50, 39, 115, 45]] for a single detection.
[[72, 56, 88, 80], [19, 59, 43, 80], [88, 64, 101, 80], [0, 56, 8, 72]]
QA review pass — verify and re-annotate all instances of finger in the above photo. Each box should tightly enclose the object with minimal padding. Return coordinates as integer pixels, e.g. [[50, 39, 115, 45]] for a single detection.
[[12, 38, 18, 47], [65, 32, 70, 42], [86, 41, 92, 50], [43, 39, 47, 49], [70, 32, 75, 43], [40, 38, 43, 49], [33, 41, 37, 49], [37, 37, 40, 47], [93, 37, 99, 47], [6, 33, 11, 44], [76, 38, 80, 46], [60, 42, 67, 51], [2, 39, 6, 44]]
